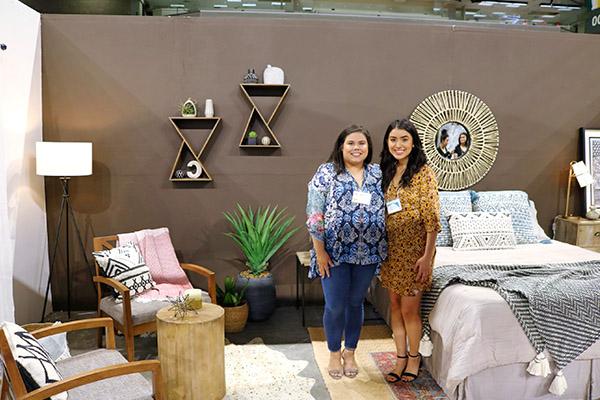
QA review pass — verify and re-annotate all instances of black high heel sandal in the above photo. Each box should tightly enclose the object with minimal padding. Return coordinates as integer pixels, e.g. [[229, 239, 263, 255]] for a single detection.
[[386, 354, 408, 383], [401, 352, 421, 382]]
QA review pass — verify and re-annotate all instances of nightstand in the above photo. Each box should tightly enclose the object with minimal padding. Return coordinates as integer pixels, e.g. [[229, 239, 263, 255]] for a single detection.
[[554, 216, 600, 252]]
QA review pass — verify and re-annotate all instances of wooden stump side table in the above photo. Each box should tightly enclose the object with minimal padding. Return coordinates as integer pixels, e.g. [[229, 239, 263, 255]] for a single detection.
[[156, 303, 225, 400]]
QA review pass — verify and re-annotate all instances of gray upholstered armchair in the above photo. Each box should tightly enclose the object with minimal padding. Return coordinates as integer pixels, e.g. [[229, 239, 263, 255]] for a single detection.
[[0, 318, 164, 400], [93, 234, 216, 361]]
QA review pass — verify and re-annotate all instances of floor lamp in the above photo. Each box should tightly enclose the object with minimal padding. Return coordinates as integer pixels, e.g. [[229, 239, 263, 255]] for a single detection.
[[37, 142, 93, 321]]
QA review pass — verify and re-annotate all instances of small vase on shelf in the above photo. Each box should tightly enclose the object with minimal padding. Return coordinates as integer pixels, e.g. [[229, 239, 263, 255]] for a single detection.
[[263, 65, 284, 84], [204, 99, 214, 118]]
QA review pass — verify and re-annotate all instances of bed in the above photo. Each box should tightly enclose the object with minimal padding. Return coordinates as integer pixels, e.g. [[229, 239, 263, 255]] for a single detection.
[[369, 240, 600, 400], [369, 186, 600, 400]]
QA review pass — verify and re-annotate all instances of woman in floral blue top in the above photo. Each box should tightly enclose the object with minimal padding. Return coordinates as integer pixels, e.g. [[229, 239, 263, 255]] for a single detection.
[[306, 125, 387, 380]]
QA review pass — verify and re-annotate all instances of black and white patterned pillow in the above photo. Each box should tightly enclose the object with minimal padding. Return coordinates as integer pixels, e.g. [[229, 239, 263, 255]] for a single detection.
[[448, 212, 517, 251], [1, 322, 66, 400], [93, 242, 156, 298]]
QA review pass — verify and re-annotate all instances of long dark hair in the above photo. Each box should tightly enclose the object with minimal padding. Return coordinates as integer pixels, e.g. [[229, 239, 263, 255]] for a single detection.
[[458, 132, 471, 147], [327, 125, 373, 174], [380, 119, 427, 192]]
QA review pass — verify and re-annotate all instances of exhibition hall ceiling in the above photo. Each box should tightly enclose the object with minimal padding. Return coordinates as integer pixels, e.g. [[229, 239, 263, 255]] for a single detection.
[[21, 0, 588, 31]]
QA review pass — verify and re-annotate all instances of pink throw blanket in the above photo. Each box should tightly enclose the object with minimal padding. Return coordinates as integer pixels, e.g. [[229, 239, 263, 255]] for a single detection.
[[117, 228, 192, 301]]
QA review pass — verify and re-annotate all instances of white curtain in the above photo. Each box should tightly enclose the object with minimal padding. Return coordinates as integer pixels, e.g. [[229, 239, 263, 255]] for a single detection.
[[0, 0, 47, 324]]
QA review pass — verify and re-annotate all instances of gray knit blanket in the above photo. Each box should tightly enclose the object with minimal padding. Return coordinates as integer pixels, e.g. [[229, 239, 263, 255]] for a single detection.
[[421, 261, 600, 370]]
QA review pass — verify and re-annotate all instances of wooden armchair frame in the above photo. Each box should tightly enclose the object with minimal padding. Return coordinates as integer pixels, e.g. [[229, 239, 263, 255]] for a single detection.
[[93, 235, 217, 361], [0, 318, 163, 400]]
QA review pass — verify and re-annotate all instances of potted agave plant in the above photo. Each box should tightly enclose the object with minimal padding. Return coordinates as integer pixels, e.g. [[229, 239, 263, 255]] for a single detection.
[[217, 276, 248, 333], [224, 204, 299, 321]]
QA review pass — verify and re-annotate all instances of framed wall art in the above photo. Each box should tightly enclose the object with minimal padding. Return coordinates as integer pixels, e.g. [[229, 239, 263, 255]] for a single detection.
[[410, 90, 500, 191], [580, 128, 600, 211]]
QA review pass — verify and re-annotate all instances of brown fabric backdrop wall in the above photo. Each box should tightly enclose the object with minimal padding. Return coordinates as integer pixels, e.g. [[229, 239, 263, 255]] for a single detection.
[[41, 14, 600, 310]]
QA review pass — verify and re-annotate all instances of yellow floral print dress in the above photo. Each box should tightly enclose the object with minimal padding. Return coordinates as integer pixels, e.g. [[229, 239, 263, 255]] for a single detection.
[[380, 165, 441, 296]]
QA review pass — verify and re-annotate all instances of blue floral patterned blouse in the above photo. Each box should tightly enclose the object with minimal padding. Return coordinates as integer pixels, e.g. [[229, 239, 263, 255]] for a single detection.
[[306, 162, 387, 278]]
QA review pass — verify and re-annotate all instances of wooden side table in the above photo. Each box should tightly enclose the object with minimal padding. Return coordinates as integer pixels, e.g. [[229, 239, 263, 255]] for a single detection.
[[295, 251, 311, 327], [554, 216, 600, 252], [156, 303, 225, 400]]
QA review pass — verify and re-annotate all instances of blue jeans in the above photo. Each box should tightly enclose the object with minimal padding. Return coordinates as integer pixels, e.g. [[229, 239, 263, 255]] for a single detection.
[[321, 262, 377, 352]]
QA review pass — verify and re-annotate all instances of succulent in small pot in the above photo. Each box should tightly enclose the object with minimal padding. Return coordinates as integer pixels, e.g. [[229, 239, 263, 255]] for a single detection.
[[180, 98, 197, 117], [217, 276, 249, 332], [247, 130, 258, 145]]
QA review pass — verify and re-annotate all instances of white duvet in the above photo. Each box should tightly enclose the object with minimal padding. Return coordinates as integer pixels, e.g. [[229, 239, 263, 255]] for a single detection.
[[429, 241, 600, 394]]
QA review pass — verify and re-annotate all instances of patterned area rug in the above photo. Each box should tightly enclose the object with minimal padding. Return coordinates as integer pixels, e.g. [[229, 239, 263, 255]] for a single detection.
[[371, 352, 448, 400], [224, 338, 316, 399], [308, 325, 448, 400]]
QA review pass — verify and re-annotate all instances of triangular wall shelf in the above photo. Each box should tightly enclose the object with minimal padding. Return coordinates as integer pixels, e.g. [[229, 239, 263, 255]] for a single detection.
[[239, 84, 290, 148], [168, 117, 221, 182]]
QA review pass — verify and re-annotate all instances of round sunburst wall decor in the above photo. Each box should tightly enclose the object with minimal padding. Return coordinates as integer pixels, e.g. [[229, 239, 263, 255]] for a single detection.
[[410, 90, 499, 191]]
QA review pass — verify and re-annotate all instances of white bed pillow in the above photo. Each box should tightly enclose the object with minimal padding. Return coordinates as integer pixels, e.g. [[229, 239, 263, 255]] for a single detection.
[[471, 190, 538, 244], [448, 212, 517, 251], [436, 191, 473, 247]]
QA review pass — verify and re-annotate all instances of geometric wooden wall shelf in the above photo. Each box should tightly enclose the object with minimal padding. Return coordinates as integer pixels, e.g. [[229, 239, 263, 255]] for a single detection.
[[239, 84, 290, 148], [168, 117, 221, 182]]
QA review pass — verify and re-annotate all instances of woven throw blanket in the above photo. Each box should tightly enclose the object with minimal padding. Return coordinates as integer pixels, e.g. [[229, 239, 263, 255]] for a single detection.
[[118, 228, 192, 301], [421, 261, 600, 394]]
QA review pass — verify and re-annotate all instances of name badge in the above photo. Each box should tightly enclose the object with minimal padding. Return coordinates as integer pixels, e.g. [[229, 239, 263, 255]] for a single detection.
[[352, 191, 372, 205], [386, 199, 402, 214]]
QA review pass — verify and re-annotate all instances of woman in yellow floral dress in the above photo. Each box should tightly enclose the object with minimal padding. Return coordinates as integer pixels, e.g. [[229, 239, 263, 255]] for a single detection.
[[379, 119, 440, 383]]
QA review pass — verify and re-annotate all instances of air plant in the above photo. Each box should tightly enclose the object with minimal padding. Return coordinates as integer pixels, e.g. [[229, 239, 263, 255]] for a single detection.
[[167, 293, 197, 319]]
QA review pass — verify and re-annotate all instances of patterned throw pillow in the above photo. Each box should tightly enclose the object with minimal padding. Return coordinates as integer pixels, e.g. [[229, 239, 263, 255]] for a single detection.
[[93, 243, 156, 298], [1, 322, 66, 400], [436, 191, 473, 247], [471, 190, 538, 244], [448, 212, 517, 251]]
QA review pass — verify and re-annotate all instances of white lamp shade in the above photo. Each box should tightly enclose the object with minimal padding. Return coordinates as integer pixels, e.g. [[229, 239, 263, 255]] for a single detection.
[[572, 161, 594, 188], [36, 142, 92, 176]]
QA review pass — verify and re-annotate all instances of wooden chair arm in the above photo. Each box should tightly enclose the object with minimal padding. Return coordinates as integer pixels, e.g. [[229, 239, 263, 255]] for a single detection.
[[92, 276, 133, 336], [21, 360, 163, 400], [30, 318, 116, 350], [180, 263, 217, 304], [93, 276, 130, 294]]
